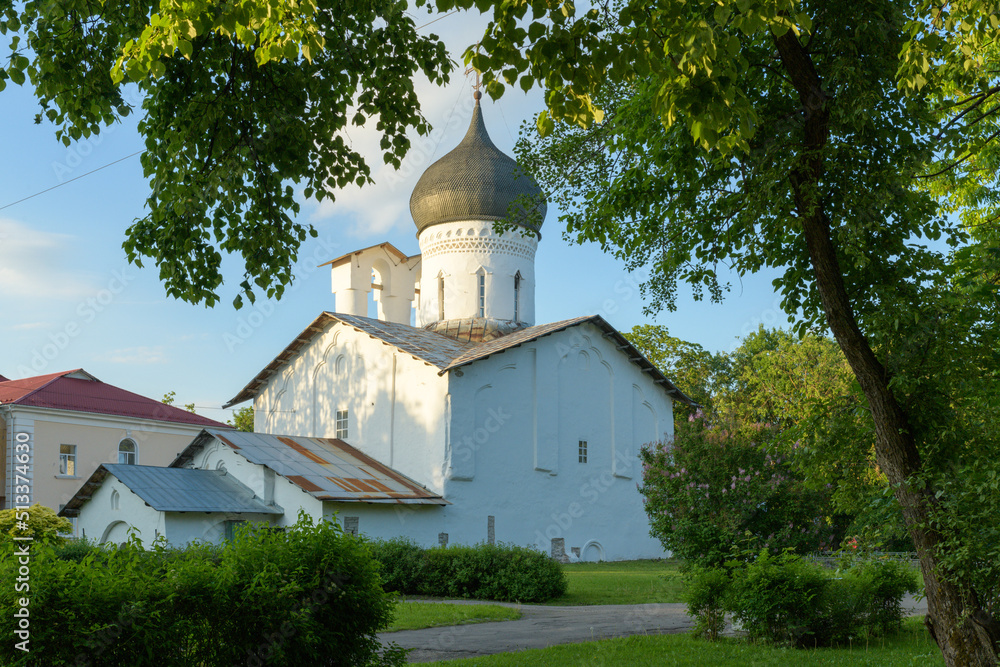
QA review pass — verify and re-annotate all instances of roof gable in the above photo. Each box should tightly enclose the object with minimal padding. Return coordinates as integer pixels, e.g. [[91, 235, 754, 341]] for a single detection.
[[224, 313, 695, 408], [0, 369, 228, 428], [173, 429, 448, 505]]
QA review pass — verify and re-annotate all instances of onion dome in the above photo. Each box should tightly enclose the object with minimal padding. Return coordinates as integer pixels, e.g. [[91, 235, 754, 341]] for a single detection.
[[410, 93, 546, 236]]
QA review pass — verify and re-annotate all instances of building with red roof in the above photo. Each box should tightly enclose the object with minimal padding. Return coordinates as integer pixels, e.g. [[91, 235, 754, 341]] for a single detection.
[[1, 369, 229, 521]]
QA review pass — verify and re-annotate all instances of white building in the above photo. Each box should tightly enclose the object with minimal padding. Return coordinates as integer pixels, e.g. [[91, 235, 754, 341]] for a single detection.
[[62, 95, 693, 561]]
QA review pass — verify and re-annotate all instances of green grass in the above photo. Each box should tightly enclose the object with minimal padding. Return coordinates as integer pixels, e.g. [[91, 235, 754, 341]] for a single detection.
[[548, 559, 685, 605], [385, 602, 521, 632], [421, 617, 943, 666]]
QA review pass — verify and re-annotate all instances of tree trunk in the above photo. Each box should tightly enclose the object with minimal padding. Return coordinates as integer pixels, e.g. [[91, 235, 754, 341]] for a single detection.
[[773, 29, 999, 666]]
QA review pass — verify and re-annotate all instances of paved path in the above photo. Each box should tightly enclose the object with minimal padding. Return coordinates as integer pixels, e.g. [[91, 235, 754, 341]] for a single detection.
[[380, 594, 929, 664]]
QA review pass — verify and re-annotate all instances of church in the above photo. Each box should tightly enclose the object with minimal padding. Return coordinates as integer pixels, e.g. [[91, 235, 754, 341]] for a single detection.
[[62, 93, 694, 561]]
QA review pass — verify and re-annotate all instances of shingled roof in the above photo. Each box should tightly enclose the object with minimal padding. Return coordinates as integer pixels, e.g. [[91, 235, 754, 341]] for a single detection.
[[224, 313, 696, 408]]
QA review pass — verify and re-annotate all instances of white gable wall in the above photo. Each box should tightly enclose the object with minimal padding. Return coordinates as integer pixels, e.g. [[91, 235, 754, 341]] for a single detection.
[[76, 473, 165, 549], [443, 323, 673, 560], [253, 321, 450, 493]]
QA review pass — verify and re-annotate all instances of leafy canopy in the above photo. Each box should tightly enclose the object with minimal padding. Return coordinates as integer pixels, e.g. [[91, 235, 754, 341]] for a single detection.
[[1, 0, 452, 308]]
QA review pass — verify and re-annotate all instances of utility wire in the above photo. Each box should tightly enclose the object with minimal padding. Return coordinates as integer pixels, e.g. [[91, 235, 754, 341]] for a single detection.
[[0, 151, 142, 212]]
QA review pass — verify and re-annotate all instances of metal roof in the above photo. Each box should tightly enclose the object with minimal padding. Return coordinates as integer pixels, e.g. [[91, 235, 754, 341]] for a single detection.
[[224, 312, 696, 408], [173, 429, 449, 505], [59, 464, 282, 517], [0, 369, 229, 428], [223, 312, 476, 408], [409, 99, 546, 236], [317, 242, 416, 270]]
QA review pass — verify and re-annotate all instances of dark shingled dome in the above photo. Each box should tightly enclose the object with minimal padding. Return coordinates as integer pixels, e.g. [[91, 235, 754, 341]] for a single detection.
[[410, 99, 546, 236]]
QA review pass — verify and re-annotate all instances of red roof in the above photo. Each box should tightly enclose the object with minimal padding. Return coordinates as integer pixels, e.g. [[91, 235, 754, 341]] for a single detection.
[[0, 369, 228, 428]]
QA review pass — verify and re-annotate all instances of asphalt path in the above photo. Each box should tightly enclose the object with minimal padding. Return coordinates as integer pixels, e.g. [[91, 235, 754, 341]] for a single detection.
[[379, 595, 929, 664]]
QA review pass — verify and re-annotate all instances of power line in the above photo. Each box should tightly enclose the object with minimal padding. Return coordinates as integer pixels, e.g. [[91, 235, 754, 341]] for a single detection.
[[0, 151, 142, 212]]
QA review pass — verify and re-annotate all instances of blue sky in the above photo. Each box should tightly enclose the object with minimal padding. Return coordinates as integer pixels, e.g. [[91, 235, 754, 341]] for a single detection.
[[0, 13, 786, 425]]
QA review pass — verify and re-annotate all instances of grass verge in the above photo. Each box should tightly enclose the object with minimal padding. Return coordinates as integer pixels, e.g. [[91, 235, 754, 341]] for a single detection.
[[548, 559, 685, 605], [386, 602, 521, 632], [420, 617, 943, 666]]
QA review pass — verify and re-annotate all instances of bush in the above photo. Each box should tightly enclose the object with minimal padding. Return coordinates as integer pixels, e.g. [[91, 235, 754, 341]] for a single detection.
[[0, 513, 405, 667], [728, 549, 830, 646], [0, 504, 72, 544], [366, 537, 426, 593], [367, 540, 567, 603], [639, 417, 843, 568], [701, 550, 921, 648], [683, 566, 731, 640]]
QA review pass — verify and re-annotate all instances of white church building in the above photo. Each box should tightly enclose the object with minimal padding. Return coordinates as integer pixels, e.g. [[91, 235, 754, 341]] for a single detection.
[[62, 94, 693, 561]]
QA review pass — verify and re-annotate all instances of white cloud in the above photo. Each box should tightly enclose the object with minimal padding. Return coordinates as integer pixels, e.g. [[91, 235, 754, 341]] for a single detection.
[[95, 346, 169, 365], [5, 321, 50, 331], [0, 218, 99, 300]]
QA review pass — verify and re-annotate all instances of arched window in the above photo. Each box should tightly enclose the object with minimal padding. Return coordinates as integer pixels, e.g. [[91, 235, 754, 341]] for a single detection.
[[111, 489, 120, 510], [437, 273, 446, 320], [118, 439, 137, 465], [476, 269, 486, 318], [514, 272, 522, 322]]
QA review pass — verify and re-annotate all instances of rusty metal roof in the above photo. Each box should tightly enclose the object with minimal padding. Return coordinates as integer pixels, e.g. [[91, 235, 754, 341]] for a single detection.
[[224, 312, 695, 408], [172, 429, 448, 505], [59, 464, 282, 517]]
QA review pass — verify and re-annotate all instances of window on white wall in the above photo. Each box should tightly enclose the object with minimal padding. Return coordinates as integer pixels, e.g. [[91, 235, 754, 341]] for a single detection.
[[336, 409, 349, 439], [477, 270, 486, 317], [118, 439, 137, 465], [513, 272, 521, 322], [578, 440, 588, 464], [59, 445, 77, 476], [111, 490, 120, 510], [438, 274, 445, 320]]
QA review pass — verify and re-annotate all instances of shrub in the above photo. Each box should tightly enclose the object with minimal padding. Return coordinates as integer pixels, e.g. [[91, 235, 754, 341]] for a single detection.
[[367, 540, 567, 603], [0, 513, 405, 667], [728, 549, 830, 646], [715, 550, 921, 648], [366, 536, 425, 593], [683, 566, 731, 640], [0, 503, 72, 544], [639, 417, 842, 568]]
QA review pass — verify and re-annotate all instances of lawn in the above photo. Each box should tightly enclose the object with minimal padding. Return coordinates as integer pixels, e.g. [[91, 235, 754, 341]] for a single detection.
[[548, 559, 685, 605], [386, 602, 521, 632], [420, 617, 944, 666]]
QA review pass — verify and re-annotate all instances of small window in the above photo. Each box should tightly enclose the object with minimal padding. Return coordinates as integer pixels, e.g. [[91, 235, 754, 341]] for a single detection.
[[438, 275, 445, 320], [59, 445, 77, 476], [336, 409, 349, 439], [477, 271, 486, 318], [111, 490, 120, 511], [514, 272, 521, 322], [118, 438, 137, 465], [578, 440, 588, 464]]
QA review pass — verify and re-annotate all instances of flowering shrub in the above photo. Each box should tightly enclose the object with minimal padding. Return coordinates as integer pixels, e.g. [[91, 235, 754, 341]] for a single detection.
[[639, 414, 843, 567]]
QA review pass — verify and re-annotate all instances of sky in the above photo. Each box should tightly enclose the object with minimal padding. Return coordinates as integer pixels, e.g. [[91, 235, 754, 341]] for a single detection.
[[0, 11, 786, 425]]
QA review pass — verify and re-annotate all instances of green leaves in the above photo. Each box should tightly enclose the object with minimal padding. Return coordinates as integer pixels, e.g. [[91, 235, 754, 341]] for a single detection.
[[4, 0, 452, 307]]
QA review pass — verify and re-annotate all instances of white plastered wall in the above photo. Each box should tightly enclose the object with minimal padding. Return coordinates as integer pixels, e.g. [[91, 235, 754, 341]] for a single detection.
[[442, 322, 675, 561], [252, 321, 449, 493], [417, 220, 538, 326], [76, 474, 165, 548]]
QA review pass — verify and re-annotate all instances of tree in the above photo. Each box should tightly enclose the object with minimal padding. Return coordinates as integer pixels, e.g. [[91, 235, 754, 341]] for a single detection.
[[161, 390, 195, 413], [623, 324, 725, 421], [640, 415, 843, 567], [228, 405, 254, 432], [463, 0, 1000, 662], [1, 0, 452, 308]]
